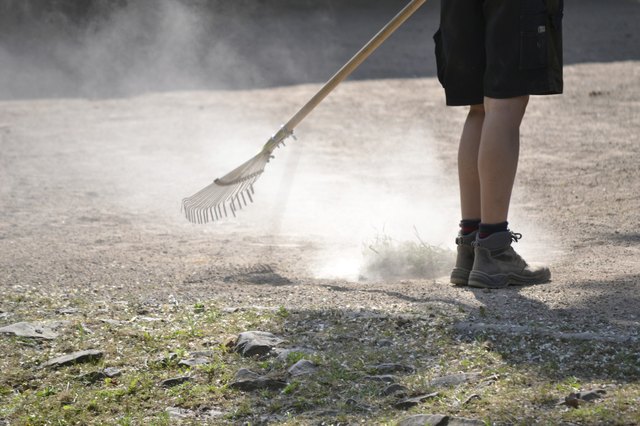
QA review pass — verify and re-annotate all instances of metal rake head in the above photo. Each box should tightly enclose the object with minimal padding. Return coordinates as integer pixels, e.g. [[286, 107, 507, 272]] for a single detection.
[[182, 127, 293, 224], [182, 150, 270, 224]]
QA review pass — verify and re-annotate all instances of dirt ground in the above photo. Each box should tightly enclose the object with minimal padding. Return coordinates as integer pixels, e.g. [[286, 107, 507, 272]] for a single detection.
[[0, 0, 639, 423]]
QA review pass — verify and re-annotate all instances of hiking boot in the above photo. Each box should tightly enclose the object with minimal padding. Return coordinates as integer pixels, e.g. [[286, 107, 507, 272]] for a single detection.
[[468, 231, 551, 289], [450, 231, 477, 286]]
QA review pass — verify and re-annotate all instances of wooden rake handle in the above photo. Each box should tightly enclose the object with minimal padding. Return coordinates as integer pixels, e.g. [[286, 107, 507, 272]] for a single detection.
[[265, 0, 427, 151]]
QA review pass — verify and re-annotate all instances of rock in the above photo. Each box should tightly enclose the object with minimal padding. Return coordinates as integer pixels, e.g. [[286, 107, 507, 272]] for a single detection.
[[229, 368, 287, 391], [179, 357, 210, 367], [166, 407, 195, 419], [0, 322, 59, 340], [287, 359, 317, 377], [394, 392, 439, 410], [430, 372, 480, 388], [368, 363, 415, 375], [398, 414, 448, 426], [160, 377, 193, 388], [42, 350, 104, 369], [376, 339, 394, 347], [381, 383, 409, 397], [564, 389, 606, 408], [574, 389, 606, 401], [364, 375, 396, 383], [56, 307, 79, 315], [382, 383, 409, 397], [104, 367, 122, 378], [235, 331, 285, 357], [78, 371, 107, 383], [137, 316, 162, 322]]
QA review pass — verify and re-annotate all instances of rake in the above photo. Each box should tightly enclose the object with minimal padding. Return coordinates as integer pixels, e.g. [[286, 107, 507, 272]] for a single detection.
[[182, 0, 427, 224]]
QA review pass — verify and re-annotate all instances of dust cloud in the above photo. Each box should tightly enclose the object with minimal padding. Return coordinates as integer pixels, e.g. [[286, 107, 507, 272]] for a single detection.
[[0, 0, 460, 280], [0, 0, 327, 99]]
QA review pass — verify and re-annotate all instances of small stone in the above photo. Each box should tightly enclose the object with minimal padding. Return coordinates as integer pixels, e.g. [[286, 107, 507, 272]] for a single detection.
[[564, 389, 606, 407], [368, 363, 415, 375], [138, 316, 162, 322], [397, 414, 448, 426], [166, 407, 195, 419], [0, 322, 59, 340], [104, 367, 122, 378], [287, 359, 317, 377], [78, 371, 107, 383], [575, 389, 606, 401], [179, 357, 210, 367], [394, 392, 439, 410], [364, 375, 397, 383], [382, 383, 409, 397], [42, 350, 104, 369], [235, 331, 285, 357], [429, 372, 480, 388], [376, 339, 394, 347], [229, 368, 287, 391], [56, 307, 79, 315], [160, 376, 193, 388]]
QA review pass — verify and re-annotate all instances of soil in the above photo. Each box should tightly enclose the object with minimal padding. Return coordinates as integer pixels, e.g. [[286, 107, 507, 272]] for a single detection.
[[1, 0, 639, 357]]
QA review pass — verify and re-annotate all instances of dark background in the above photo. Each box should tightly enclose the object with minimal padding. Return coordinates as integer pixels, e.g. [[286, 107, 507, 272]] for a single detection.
[[0, 0, 638, 99]]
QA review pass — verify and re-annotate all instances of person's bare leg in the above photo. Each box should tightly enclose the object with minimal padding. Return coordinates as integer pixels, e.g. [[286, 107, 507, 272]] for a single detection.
[[458, 104, 484, 221], [478, 96, 529, 224], [450, 104, 485, 285], [468, 95, 550, 289]]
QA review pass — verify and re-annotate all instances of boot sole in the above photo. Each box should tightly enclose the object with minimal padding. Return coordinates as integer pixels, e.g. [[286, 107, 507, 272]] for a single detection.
[[450, 267, 471, 286], [468, 269, 551, 289]]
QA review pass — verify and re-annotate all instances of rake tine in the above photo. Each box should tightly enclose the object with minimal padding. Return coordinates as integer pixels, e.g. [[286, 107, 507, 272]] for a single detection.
[[230, 201, 237, 218], [246, 189, 253, 203], [240, 192, 247, 207]]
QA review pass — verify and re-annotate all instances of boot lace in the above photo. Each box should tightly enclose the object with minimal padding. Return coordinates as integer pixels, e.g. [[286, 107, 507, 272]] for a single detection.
[[510, 231, 522, 243]]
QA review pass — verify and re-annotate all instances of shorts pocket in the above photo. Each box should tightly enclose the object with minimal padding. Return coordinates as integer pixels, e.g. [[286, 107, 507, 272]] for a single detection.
[[519, 13, 548, 70], [433, 29, 446, 85]]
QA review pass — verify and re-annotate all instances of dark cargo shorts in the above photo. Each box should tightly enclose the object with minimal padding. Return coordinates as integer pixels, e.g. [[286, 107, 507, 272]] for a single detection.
[[434, 0, 564, 106]]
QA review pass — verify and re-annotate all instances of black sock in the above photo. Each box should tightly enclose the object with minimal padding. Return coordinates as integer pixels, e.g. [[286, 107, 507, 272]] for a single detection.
[[460, 219, 481, 235], [479, 222, 508, 239]]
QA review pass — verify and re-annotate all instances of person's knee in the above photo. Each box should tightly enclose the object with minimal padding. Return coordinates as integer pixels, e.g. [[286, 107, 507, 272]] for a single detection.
[[484, 96, 529, 112], [469, 103, 485, 116], [483, 96, 529, 120]]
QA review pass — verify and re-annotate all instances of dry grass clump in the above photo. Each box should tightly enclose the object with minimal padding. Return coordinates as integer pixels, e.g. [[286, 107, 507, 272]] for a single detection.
[[361, 229, 454, 281]]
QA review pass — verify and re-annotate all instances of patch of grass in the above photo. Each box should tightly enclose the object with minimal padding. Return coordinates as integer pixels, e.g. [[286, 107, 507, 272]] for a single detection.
[[1, 294, 639, 425], [362, 229, 454, 281]]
